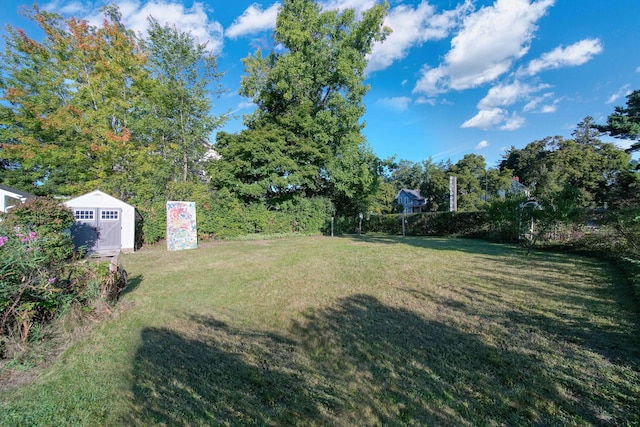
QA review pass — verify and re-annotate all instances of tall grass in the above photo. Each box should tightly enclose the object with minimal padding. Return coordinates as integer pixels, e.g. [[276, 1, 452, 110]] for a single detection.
[[1, 235, 638, 426]]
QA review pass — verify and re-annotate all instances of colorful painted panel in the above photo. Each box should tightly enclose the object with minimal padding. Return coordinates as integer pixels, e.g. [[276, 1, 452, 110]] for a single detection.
[[166, 201, 197, 251]]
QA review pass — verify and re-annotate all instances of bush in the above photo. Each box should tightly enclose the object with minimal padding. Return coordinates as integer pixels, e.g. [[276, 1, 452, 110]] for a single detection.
[[484, 194, 528, 242], [362, 211, 487, 237], [137, 200, 167, 244], [0, 225, 71, 351], [0, 198, 128, 359], [1, 197, 75, 265], [1, 198, 78, 351]]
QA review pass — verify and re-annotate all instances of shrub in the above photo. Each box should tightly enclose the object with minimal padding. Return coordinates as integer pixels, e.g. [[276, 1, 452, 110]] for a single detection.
[[1, 198, 78, 350], [2, 197, 75, 265], [0, 225, 70, 351], [484, 194, 528, 242], [0, 198, 129, 359], [362, 211, 487, 237], [137, 200, 167, 244]]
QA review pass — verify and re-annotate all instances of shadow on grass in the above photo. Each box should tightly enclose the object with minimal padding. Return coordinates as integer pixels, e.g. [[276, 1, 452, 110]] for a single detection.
[[119, 274, 143, 298], [462, 257, 640, 364], [126, 317, 318, 426], [123, 294, 634, 425]]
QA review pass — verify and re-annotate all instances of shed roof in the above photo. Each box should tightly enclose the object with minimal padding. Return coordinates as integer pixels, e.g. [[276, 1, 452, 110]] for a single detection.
[[65, 190, 134, 209]]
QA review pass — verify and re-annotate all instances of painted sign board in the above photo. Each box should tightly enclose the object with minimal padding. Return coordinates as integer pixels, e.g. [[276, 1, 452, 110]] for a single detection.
[[166, 201, 197, 251]]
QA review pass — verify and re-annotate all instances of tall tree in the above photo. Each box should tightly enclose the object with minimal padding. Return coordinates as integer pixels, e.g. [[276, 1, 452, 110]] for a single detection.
[[144, 19, 226, 185], [390, 159, 423, 191], [0, 6, 226, 204], [596, 89, 640, 152], [0, 5, 151, 197], [212, 0, 390, 215], [419, 158, 450, 212], [449, 154, 486, 211], [573, 116, 601, 145]]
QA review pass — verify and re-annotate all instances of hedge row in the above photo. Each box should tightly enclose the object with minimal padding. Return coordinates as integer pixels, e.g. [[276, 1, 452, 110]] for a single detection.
[[356, 211, 488, 237], [138, 191, 335, 243]]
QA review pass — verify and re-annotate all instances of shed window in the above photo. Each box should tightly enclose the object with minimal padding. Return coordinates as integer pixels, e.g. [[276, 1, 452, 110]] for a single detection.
[[101, 210, 119, 220], [74, 210, 94, 220]]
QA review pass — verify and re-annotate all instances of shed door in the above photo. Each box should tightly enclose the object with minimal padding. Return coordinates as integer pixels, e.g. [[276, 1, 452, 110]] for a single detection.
[[71, 209, 98, 251], [97, 209, 121, 251], [71, 208, 121, 252]]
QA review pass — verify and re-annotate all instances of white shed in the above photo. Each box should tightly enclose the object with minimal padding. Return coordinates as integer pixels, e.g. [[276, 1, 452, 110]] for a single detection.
[[0, 184, 36, 213], [64, 190, 137, 254]]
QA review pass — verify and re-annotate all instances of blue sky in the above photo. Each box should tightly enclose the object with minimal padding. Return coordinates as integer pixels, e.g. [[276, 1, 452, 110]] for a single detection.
[[3, 0, 640, 167]]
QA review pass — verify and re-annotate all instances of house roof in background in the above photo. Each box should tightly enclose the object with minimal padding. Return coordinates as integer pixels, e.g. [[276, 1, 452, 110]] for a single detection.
[[0, 184, 36, 200], [395, 189, 425, 201]]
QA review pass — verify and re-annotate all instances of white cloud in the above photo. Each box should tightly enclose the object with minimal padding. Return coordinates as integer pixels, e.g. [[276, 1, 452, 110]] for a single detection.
[[500, 113, 525, 130], [461, 108, 505, 129], [414, 0, 554, 95], [415, 96, 436, 106], [606, 84, 631, 104], [42, 0, 85, 15], [521, 38, 603, 76], [413, 65, 447, 96], [475, 140, 489, 150], [523, 92, 553, 112], [231, 101, 256, 114], [376, 96, 412, 111], [44, 0, 224, 52], [636, 66, 640, 73], [320, 0, 377, 14], [478, 81, 548, 109], [226, 3, 280, 39], [367, 0, 470, 73]]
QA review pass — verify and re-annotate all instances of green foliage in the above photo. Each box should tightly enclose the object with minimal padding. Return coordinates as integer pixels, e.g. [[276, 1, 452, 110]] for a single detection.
[[0, 6, 226, 223], [391, 159, 423, 190], [144, 19, 226, 184], [2, 197, 75, 265], [450, 154, 486, 211], [420, 159, 452, 212], [612, 208, 640, 299], [215, 0, 390, 214], [0, 225, 55, 347], [0, 198, 129, 356], [596, 90, 640, 151], [362, 211, 486, 237], [485, 194, 529, 242], [368, 181, 397, 214], [0, 228, 122, 355], [276, 196, 334, 234], [500, 133, 633, 208], [0, 6, 153, 197], [210, 126, 300, 204], [137, 200, 167, 244], [205, 193, 333, 238], [383, 156, 513, 214]]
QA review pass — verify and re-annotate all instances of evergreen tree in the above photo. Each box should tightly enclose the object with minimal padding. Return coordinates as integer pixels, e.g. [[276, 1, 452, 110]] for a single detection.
[[596, 90, 640, 152]]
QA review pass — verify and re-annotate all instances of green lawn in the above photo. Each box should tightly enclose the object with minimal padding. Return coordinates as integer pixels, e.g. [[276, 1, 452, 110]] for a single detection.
[[1, 235, 639, 426]]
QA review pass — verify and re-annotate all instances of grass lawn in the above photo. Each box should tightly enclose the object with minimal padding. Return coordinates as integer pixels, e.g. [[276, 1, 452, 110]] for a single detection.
[[1, 235, 639, 426]]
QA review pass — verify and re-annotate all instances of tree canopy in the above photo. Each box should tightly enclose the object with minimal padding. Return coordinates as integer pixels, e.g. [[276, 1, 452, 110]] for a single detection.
[[597, 90, 640, 152], [209, 0, 390, 215], [0, 5, 226, 201], [500, 120, 635, 208]]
